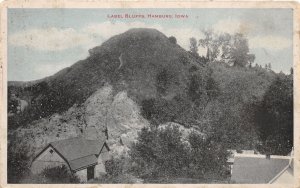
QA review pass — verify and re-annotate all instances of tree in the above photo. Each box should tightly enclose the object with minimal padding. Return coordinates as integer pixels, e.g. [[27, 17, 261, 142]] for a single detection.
[[188, 74, 205, 103], [206, 76, 221, 101], [130, 125, 230, 180], [228, 33, 255, 67], [8, 98, 19, 114], [254, 75, 293, 155], [189, 37, 199, 56], [188, 132, 230, 178], [156, 69, 171, 95], [198, 31, 255, 67], [168, 36, 177, 44], [7, 141, 30, 183], [130, 125, 190, 178], [199, 30, 220, 62]]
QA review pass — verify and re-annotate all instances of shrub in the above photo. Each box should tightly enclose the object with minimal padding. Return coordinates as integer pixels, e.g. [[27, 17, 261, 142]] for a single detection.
[[130, 125, 230, 180], [7, 135, 31, 183], [41, 165, 80, 183], [105, 156, 126, 176], [168, 36, 177, 44], [188, 132, 230, 178]]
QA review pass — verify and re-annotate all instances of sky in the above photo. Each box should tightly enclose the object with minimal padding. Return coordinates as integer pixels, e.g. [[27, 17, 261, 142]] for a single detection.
[[8, 8, 293, 81]]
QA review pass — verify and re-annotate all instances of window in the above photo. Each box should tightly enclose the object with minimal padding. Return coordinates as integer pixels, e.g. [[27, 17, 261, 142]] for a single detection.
[[49, 149, 54, 154]]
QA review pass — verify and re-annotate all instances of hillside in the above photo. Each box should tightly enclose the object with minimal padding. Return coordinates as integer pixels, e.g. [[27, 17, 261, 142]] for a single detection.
[[8, 28, 280, 149], [8, 28, 294, 183], [8, 28, 209, 159], [8, 28, 206, 126]]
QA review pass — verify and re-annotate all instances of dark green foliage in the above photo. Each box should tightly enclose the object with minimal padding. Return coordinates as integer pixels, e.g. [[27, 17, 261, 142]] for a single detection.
[[168, 36, 177, 44], [189, 65, 198, 72], [254, 75, 293, 155], [41, 165, 80, 183], [105, 156, 126, 177], [229, 33, 255, 67], [142, 70, 221, 128], [206, 76, 220, 101], [209, 108, 256, 150], [8, 99, 18, 114], [92, 155, 139, 183], [130, 125, 230, 179], [92, 174, 138, 184], [22, 165, 81, 183], [130, 125, 190, 178], [156, 69, 172, 95], [7, 137, 30, 183], [141, 95, 198, 127], [188, 74, 205, 103], [188, 132, 230, 178]]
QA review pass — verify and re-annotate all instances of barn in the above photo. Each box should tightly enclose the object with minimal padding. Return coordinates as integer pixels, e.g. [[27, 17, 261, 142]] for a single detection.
[[31, 136, 110, 182]]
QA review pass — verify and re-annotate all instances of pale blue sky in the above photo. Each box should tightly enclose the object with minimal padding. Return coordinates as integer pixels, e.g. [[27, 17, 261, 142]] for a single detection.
[[8, 9, 293, 81]]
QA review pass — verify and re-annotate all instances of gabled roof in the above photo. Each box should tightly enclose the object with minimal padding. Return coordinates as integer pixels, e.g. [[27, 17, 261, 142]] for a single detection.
[[34, 136, 108, 172], [50, 137, 106, 161], [69, 155, 98, 171], [231, 156, 290, 183], [268, 157, 294, 184]]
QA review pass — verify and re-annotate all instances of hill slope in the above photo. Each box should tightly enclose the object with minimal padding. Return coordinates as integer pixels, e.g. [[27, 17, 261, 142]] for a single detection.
[[8, 28, 283, 152], [8, 28, 206, 125]]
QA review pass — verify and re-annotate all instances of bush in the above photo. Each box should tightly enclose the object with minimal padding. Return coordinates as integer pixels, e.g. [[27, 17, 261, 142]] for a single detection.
[[41, 165, 80, 183], [7, 135, 31, 183], [92, 174, 140, 184], [168, 36, 177, 44], [130, 125, 189, 178], [105, 156, 127, 177], [254, 75, 293, 155], [188, 132, 230, 178], [130, 125, 229, 180]]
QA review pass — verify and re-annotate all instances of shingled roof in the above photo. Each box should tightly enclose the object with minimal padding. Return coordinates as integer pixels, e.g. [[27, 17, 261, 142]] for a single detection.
[[47, 136, 107, 171], [231, 156, 290, 183]]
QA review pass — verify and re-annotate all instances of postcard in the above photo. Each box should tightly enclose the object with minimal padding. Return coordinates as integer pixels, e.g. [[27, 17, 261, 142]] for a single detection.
[[0, 1, 299, 187]]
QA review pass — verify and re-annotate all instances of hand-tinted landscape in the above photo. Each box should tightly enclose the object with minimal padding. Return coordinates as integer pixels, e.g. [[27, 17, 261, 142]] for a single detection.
[[7, 9, 293, 184]]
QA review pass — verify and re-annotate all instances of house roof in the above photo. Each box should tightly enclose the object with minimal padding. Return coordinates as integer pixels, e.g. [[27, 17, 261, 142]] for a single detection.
[[231, 156, 290, 183], [69, 155, 98, 171], [47, 136, 107, 171]]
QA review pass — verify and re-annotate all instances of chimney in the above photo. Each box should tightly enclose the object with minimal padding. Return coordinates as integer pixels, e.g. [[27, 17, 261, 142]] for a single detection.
[[102, 127, 109, 140]]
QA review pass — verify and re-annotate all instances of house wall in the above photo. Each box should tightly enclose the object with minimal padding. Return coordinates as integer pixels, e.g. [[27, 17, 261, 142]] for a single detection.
[[94, 145, 111, 178], [31, 146, 69, 174], [95, 158, 106, 178], [75, 169, 87, 182], [100, 144, 111, 161], [272, 167, 293, 184]]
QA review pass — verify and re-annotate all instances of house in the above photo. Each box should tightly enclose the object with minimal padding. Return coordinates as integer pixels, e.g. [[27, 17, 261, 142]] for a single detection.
[[31, 136, 110, 182], [227, 150, 258, 174], [230, 152, 294, 184]]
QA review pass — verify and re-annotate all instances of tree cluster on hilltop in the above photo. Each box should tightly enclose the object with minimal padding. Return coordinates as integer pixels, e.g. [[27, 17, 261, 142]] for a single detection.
[[190, 30, 255, 67]]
